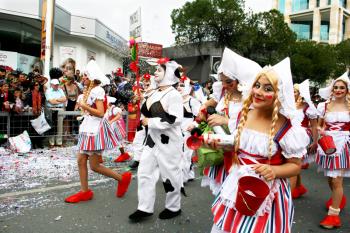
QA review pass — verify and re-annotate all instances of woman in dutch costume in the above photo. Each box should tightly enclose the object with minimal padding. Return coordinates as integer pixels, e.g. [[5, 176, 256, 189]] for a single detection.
[[316, 71, 350, 229], [199, 48, 261, 195], [206, 58, 309, 233], [290, 80, 319, 199], [65, 60, 132, 203], [128, 58, 184, 222]]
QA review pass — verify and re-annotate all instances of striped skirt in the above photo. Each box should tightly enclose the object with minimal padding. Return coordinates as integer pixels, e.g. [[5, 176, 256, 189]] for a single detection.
[[202, 164, 229, 196], [77, 118, 121, 151], [111, 119, 126, 141], [211, 178, 293, 233], [315, 131, 350, 177]]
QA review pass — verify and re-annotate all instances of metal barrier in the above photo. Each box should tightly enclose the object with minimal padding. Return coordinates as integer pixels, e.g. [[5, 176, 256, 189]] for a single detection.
[[0, 110, 135, 148]]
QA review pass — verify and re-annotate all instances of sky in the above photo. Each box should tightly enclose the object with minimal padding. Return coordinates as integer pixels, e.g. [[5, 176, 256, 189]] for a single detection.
[[56, 0, 273, 47]]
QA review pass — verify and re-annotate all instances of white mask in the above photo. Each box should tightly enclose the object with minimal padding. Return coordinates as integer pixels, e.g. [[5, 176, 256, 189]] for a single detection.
[[154, 65, 165, 83]]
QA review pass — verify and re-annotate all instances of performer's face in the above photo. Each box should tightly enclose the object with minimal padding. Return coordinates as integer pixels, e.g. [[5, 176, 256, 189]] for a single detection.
[[220, 73, 238, 92], [177, 82, 185, 95], [251, 75, 276, 109], [333, 80, 348, 99], [294, 88, 300, 101], [154, 65, 165, 83]]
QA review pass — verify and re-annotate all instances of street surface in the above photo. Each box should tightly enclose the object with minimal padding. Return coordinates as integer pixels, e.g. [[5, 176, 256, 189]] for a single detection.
[[0, 147, 349, 233]]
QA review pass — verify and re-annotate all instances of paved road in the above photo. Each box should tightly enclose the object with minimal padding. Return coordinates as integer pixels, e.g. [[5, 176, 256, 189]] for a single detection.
[[0, 163, 349, 233]]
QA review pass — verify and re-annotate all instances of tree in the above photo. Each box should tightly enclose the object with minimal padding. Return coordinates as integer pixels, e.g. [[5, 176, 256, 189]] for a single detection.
[[171, 0, 246, 50], [246, 10, 296, 66], [289, 41, 337, 84], [335, 39, 350, 76]]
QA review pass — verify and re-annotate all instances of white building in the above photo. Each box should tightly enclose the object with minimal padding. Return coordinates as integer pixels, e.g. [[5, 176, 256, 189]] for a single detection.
[[0, 0, 128, 74]]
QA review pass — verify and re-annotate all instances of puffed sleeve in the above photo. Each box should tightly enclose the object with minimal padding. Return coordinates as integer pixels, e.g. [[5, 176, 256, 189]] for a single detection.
[[210, 81, 223, 103], [91, 86, 105, 101], [305, 104, 318, 119], [317, 102, 326, 118], [278, 125, 309, 159]]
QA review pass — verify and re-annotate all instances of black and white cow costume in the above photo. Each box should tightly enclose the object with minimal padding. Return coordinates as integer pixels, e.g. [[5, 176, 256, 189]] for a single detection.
[[129, 59, 184, 221]]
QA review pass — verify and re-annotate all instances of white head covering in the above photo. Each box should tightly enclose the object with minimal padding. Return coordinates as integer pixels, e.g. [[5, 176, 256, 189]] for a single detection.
[[257, 57, 296, 119], [217, 48, 262, 100], [319, 71, 350, 100], [149, 75, 157, 90], [217, 47, 262, 85], [85, 60, 110, 86], [298, 79, 319, 114], [107, 96, 116, 104], [157, 60, 181, 86]]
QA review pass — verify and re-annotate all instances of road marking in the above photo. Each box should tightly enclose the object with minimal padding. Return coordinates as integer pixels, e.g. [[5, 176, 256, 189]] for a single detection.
[[0, 178, 110, 199]]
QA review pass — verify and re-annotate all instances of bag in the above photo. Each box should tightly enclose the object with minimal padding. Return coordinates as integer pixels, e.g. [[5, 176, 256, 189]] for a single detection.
[[30, 111, 51, 135], [9, 130, 32, 153], [197, 122, 224, 173]]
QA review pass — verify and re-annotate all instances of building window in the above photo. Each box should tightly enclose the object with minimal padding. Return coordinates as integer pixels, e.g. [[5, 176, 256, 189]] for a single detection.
[[292, 0, 309, 12], [279, 0, 286, 13], [291, 21, 313, 39], [339, 0, 346, 8], [320, 21, 329, 41], [316, 0, 320, 7], [328, 0, 331, 5]]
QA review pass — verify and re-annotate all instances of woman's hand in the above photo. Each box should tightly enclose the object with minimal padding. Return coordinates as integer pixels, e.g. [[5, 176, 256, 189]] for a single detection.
[[141, 118, 148, 126], [308, 142, 318, 154], [186, 124, 195, 132], [252, 164, 276, 181], [207, 114, 228, 127], [76, 101, 87, 110]]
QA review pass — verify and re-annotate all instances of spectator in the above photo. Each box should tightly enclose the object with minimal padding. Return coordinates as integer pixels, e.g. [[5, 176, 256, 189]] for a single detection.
[[45, 79, 66, 148], [203, 79, 213, 96], [0, 83, 12, 112], [26, 81, 43, 116], [12, 88, 24, 114], [0, 66, 6, 79]]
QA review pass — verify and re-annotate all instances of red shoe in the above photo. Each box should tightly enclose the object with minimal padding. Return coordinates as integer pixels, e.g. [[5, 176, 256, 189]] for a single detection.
[[191, 155, 198, 163], [298, 184, 308, 197], [301, 163, 309, 169], [326, 195, 347, 210], [320, 215, 341, 229], [292, 188, 300, 199], [116, 172, 132, 197], [114, 152, 131, 163], [65, 189, 94, 203]]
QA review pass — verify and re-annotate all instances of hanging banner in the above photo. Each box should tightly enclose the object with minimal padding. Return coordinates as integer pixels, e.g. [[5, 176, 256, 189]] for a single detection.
[[137, 42, 163, 58], [40, 0, 47, 60]]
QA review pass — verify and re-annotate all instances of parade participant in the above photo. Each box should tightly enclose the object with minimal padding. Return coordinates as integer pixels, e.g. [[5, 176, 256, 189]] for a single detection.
[[177, 75, 201, 183], [316, 71, 350, 229], [207, 57, 309, 233], [129, 58, 184, 221], [290, 80, 319, 199], [199, 48, 261, 195], [65, 60, 132, 203], [129, 73, 157, 170]]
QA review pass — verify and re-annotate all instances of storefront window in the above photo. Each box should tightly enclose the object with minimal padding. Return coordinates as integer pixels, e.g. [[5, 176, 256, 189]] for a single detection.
[[320, 22, 329, 41], [279, 0, 286, 13], [292, 0, 309, 12], [291, 21, 312, 39]]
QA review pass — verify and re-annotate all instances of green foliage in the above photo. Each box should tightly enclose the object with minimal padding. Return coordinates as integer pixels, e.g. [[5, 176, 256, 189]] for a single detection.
[[171, 0, 245, 48], [289, 41, 337, 84]]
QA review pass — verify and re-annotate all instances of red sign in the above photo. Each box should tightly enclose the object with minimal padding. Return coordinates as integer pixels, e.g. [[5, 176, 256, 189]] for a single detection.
[[137, 42, 163, 58]]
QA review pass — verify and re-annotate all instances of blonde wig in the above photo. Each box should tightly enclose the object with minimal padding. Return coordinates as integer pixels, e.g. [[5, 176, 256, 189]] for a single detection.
[[293, 83, 303, 108], [233, 69, 280, 164]]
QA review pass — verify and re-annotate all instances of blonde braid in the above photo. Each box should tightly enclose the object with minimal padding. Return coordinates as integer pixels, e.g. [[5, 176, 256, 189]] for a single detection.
[[268, 96, 280, 159], [233, 96, 253, 164], [83, 81, 94, 104], [224, 91, 232, 108]]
